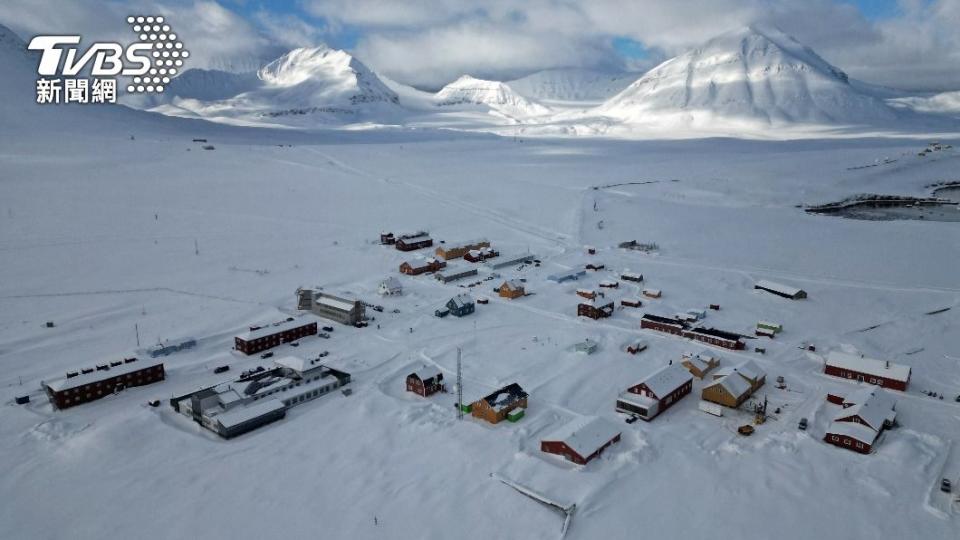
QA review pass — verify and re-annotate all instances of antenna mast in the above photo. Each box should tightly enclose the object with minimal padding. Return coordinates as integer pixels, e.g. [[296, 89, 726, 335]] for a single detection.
[[456, 347, 463, 420]]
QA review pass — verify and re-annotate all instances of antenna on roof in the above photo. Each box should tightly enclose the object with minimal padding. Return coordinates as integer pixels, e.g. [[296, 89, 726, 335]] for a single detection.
[[456, 347, 463, 421]]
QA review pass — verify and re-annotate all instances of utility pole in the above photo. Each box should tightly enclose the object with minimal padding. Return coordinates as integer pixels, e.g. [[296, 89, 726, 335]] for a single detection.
[[456, 347, 463, 420], [135, 323, 140, 347], [194, 238, 199, 256]]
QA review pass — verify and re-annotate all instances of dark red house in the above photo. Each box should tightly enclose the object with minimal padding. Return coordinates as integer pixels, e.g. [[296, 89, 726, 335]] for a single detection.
[[235, 318, 317, 355], [399, 258, 446, 276], [578, 300, 614, 320], [824, 351, 911, 391], [541, 416, 621, 465], [42, 358, 165, 410], [640, 314, 686, 335], [395, 233, 433, 251], [406, 369, 445, 397], [682, 327, 745, 350], [619, 364, 693, 420]]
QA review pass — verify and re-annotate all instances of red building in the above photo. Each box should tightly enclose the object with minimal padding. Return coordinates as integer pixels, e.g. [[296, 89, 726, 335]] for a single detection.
[[824, 351, 911, 391], [395, 233, 433, 251], [541, 416, 621, 465], [824, 385, 897, 454], [235, 318, 317, 355], [640, 314, 685, 335], [618, 364, 693, 420], [578, 300, 614, 320], [399, 258, 446, 275], [43, 358, 165, 410], [682, 327, 745, 350], [406, 369, 445, 397]]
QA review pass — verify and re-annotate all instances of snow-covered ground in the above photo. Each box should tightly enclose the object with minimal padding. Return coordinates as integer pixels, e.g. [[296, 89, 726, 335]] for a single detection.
[[2, 112, 960, 539]]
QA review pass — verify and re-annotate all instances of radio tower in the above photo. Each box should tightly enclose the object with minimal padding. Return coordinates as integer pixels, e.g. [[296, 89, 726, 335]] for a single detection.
[[456, 347, 463, 420]]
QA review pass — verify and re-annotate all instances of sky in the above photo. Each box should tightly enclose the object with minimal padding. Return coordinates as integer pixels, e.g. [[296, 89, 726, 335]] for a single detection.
[[1, 0, 958, 92]]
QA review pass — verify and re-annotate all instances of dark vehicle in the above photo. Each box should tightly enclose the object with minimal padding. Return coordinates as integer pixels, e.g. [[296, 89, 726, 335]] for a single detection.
[[942, 478, 952, 493], [290, 342, 299, 347], [148, 400, 161, 407], [318, 332, 331, 339], [260, 352, 273, 359], [322, 326, 334, 332], [798, 418, 808, 431], [318, 351, 329, 358], [15, 395, 30, 405], [625, 415, 639, 424], [214, 365, 230, 374], [373, 306, 384, 313], [391, 309, 400, 314]]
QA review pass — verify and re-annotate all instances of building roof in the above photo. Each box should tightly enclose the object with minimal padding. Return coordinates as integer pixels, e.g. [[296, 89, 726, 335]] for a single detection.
[[621, 271, 642, 279], [542, 416, 621, 460], [688, 327, 743, 342], [449, 293, 474, 309], [381, 277, 402, 289], [755, 279, 804, 297], [315, 294, 357, 312], [715, 359, 765, 382], [642, 313, 684, 326], [825, 351, 911, 383], [825, 420, 879, 445], [705, 373, 751, 398], [238, 318, 314, 341], [503, 280, 524, 290], [617, 390, 658, 410], [634, 364, 692, 399], [547, 268, 586, 281], [399, 234, 431, 244], [410, 367, 442, 382], [442, 238, 488, 250], [44, 359, 164, 392], [481, 383, 527, 411], [834, 385, 897, 431], [215, 399, 286, 429], [273, 355, 323, 374]]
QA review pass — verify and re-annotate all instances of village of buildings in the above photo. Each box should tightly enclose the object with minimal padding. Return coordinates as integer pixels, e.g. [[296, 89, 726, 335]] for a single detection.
[[8, 211, 960, 530]]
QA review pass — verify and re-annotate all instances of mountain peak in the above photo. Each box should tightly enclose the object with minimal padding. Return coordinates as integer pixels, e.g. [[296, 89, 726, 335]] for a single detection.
[[596, 26, 893, 126], [435, 75, 550, 116]]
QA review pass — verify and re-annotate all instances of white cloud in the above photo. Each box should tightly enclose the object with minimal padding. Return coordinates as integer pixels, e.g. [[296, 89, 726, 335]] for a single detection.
[[1, 0, 959, 91]]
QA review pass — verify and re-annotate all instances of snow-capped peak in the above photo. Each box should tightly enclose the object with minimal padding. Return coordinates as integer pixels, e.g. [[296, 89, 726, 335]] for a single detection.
[[434, 75, 550, 117], [596, 24, 898, 126]]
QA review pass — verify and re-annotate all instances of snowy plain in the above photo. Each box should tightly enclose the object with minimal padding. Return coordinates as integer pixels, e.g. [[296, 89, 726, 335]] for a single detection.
[[2, 20, 960, 540]]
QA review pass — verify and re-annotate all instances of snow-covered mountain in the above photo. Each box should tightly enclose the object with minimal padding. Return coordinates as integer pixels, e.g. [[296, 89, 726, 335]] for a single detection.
[[144, 45, 400, 124], [595, 25, 900, 127], [434, 75, 550, 117], [508, 68, 638, 102]]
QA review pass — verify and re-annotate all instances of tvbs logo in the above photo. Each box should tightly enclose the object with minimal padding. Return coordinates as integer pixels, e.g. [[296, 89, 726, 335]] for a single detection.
[[28, 16, 189, 104]]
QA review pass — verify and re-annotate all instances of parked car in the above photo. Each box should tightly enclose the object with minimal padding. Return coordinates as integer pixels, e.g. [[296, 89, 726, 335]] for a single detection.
[[318, 332, 330, 339], [318, 351, 329, 358], [322, 326, 334, 332], [372, 305, 384, 313], [260, 352, 273, 359], [391, 309, 400, 314], [798, 418, 808, 431], [942, 478, 952, 493], [289, 342, 299, 347], [213, 365, 230, 374]]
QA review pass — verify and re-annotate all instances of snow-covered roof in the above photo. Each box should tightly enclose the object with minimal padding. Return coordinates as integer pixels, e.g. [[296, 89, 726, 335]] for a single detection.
[[643, 288, 661, 295], [834, 385, 896, 431], [316, 294, 357, 312], [755, 279, 804, 296], [442, 238, 488, 250], [542, 416, 621, 459], [449, 293, 474, 308], [715, 359, 765, 382], [825, 351, 910, 382], [503, 279, 524, 289], [238, 318, 313, 341], [621, 271, 642, 279], [617, 390, 658, 409], [705, 373, 751, 398], [410, 367, 442, 382], [381, 277, 401, 289], [600, 280, 618, 286], [634, 364, 692, 399], [482, 383, 527, 411], [400, 234, 431, 243], [215, 399, 286, 429], [273, 355, 318, 373], [44, 359, 164, 392], [825, 420, 879, 445]]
